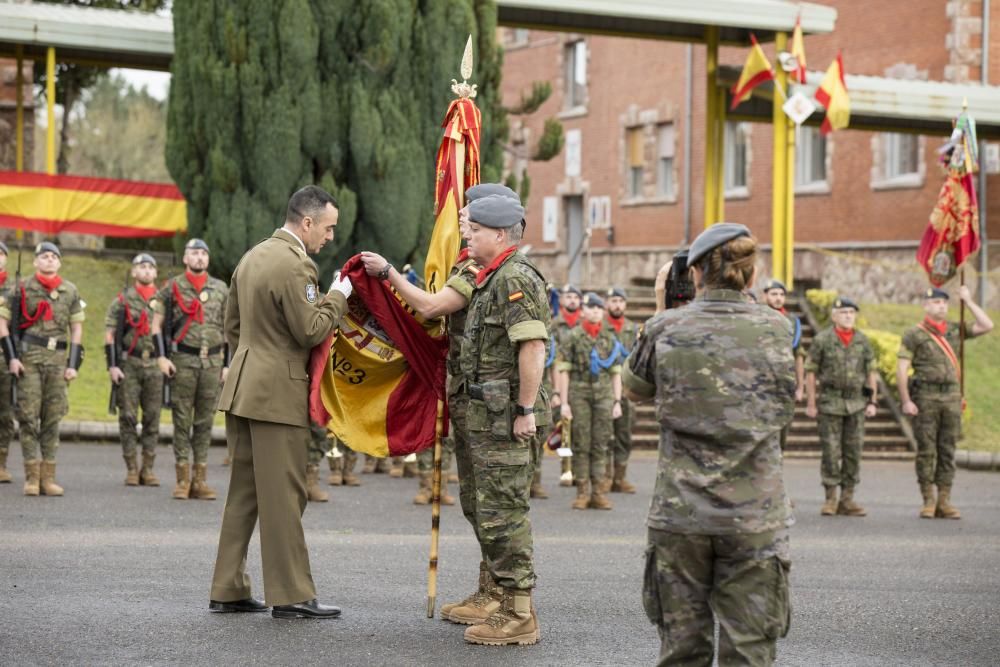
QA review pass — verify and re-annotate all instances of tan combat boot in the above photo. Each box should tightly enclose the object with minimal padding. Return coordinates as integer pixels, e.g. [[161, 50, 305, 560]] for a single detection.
[[589, 479, 613, 510], [23, 459, 41, 496], [140, 451, 160, 486], [441, 480, 456, 505], [305, 464, 329, 502], [837, 486, 866, 517], [389, 457, 404, 478], [172, 462, 191, 500], [447, 470, 459, 484], [190, 463, 218, 500], [446, 571, 503, 625], [221, 454, 231, 466], [611, 464, 637, 494], [403, 459, 418, 478], [559, 456, 573, 487], [821, 486, 838, 516], [413, 473, 432, 505], [441, 562, 490, 621], [530, 470, 549, 499], [0, 449, 12, 483], [464, 587, 540, 646], [571, 480, 591, 510], [935, 485, 961, 519], [327, 455, 343, 486], [342, 450, 361, 487], [919, 485, 936, 519], [362, 456, 377, 474], [39, 461, 64, 496], [124, 454, 140, 486]]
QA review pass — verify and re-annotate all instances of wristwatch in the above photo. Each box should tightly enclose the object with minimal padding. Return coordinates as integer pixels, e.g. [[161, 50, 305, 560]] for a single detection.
[[514, 404, 534, 416]]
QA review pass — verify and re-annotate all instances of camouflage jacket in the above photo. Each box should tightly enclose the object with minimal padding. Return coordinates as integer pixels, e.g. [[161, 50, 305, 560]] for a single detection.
[[805, 327, 875, 416], [443, 254, 480, 397], [556, 323, 622, 392], [608, 315, 640, 355], [0, 275, 14, 376], [552, 311, 579, 350], [898, 320, 978, 388], [461, 251, 551, 427], [0, 274, 86, 365], [153, 273, 228, 366], [623, 288, 795, 536], [104, 285, 157, 360]]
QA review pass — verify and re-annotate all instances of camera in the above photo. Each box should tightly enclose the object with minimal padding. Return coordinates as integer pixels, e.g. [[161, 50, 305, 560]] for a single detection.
[[664, 249, 695, 309]]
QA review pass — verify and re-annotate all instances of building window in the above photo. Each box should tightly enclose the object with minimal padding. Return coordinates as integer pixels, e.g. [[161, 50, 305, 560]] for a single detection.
[[506, 28, 529, 46], [657, 123, 675, 197], [564, 41, 587, 109], [795, 125, 827, 189], [724, 121, 749, 194], [626, 127, 644, 198], [882, 132, 920, 179]]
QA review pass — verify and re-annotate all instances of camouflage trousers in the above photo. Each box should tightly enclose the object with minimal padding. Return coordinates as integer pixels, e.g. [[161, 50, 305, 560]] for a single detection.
[[451, 397, 479, 545], [818, 410, 865, 488], [610, 396, 634, 466], [16, 360, 69, 462], [0, 368, 14, 457], [643, 527, 791, 667], [778, 423, 789, 452], [913, 392, 962, 487], [117, 357, 163, 457], [569, 382, 613, 484], [169, 357, 221, 465], [307, 423, 333, 466], [417, 434, 454, 474]]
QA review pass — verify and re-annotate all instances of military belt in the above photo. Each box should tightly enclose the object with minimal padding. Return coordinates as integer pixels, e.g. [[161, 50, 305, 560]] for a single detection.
[[123, 349, 153, 361], [915, 381, 958, 393], [21, 333, 68, 351], [821, 387, 863, 399], [175, 342, 224, 359]]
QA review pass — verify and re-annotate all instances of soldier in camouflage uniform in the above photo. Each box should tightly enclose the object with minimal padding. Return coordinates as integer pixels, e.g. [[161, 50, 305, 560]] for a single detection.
[[805, 297, 878, 517], [761, 279, 806, 450], [414, 437, 455, 505], [105, 253, 164, 487], [152, 238, 229, 501], [605, 286, 639, 494], [552, 284, 581, 486], [304, 423, 331, 502], [0, 242, 15, 484], [557, 292, 623, 510], [897, 286, 993, 519], [327, 437, 360, 487], [0, 242, 86, 497], [624, 224, 794, 666]]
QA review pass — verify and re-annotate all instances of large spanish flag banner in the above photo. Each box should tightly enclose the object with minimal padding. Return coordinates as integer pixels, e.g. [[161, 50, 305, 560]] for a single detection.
[[308, 256, 448, 458], [0, 171, 186, 237]]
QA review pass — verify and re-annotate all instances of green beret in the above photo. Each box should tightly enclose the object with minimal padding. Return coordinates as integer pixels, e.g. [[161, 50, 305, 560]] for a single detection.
[[583, 292, 605, 308], [468, 194, 525, 229], [832, 297, 859, 312], [466, 183, 520, 204], [687, 222, 751, 266], [35, 241, 61, 258], [924, 287, 949, 300]]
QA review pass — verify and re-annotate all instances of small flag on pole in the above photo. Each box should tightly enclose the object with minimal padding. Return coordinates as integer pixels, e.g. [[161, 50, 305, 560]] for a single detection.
[[815, 52, 850, 134], [730, 35, 775, 110], [791, 15, 807, 84]]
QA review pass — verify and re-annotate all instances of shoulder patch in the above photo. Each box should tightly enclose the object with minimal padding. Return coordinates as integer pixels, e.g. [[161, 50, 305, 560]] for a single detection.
[[305, 283, 318, 303], [508, 290, 525, 303]]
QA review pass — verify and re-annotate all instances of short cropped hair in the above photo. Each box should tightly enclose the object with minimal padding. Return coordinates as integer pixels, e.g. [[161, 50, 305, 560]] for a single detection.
[[286, 185, 338, 225]]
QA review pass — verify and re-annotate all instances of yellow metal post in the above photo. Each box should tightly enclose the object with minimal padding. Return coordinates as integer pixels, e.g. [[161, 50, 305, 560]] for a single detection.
[[716, 85, 727, 223], [703, 26, 720, 228], [46, 47, 57, 175], [15, 45, 24, 173], [785, 116, 796, 287], [770, 32, 788, 281]]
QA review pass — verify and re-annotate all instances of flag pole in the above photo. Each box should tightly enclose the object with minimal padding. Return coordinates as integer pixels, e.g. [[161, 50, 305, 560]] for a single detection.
[[959, 269, 966, 399], [427, 398, 445, 617]]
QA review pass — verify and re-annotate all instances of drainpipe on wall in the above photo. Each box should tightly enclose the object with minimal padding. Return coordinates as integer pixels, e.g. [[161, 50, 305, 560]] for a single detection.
[[980, 0, 990, 303], [682, 44, 693, 245]]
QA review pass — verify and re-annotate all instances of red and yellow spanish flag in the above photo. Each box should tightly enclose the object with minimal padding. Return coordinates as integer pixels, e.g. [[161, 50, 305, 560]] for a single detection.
[[730, 34, 774, 110], [918, 172, 980, 286], [0, 171, 186, 237], [424, 98, 481, 294], [791, 15, 807, 84], [815, 53, 850, 135], [308, 257, 448, 458]]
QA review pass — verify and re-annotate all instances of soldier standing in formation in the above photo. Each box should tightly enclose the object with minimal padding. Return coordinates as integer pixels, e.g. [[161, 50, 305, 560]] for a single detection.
[[626, 224, 794, 666], [805, 297, 878, 517], [761, 279, 806, 450], [897, 286, 993, 519], [552, 283, 581, 486], [327, 437, 361, 488], [0, 242, 85, 497], [0, 242, 14, 484], [152, 238, 229, 501], [305, 424, 331, 503], [605, 286, 638, 494], [105, 254, 164, 487], [557, 292, 622, 510]]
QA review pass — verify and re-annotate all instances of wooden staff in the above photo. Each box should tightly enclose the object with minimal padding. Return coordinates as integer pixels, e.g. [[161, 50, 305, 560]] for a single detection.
[[959, 268, 966, 398], [426, 398, 445, 618]]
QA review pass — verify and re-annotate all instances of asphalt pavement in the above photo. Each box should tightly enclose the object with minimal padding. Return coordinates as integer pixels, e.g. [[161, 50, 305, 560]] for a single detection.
[[1, 444, 998, 666]]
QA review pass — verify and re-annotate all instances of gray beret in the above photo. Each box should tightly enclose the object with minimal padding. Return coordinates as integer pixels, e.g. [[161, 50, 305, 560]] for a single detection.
[[468, 194, 525, 229], [185, 238, 210, 252], [0, 241, 7, 256], [762, 279, 787, 293], [466, 183, 520, 204], [132, 253, 157, 267], [687, 222, 751, 266], [35, 241, 61, 258], [606, 286, 627, 300], [562, 284, 582, 296], [583, 292, 605, 309], [832, 297, 859, 312], [924, 287, 949, 300]]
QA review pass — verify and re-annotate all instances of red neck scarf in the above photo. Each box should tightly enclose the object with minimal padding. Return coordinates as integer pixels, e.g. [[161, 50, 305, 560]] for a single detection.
[[606, 314, 625, 333], [922, 316, 948, 336], [185, 270, 208, 292], [456, 247, 470, 263], [834, 326, 855, 347], [135, 283, 157, 302], [778, 307, 788, 315], [561, 307, 581, 328], [172, 279, 205, 343], [582, 320, 602, 338], [119, 291, 152, 354], [0, 271, 7, 287], [476, 246, 518, 286], [35, 272, 62, 292]]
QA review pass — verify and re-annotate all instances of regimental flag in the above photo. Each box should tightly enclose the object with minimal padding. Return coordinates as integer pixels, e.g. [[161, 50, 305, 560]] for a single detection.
[[791, 15, 807, 84], [815, 52, 850, 134], [0, 171, 186, 237], [424, 97, 481, 294], [308, 256, 448, 458], [730, 34, 775, 110]]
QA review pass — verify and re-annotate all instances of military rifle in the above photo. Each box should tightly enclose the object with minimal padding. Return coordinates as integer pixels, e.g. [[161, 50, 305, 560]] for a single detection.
[[108, 269, 130, 415], [8, 248, 22, 406], [161, 279, 174, 408]]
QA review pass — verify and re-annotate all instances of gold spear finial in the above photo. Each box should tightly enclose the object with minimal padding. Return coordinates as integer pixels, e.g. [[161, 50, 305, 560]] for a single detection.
[[451, 34, 478, 99]]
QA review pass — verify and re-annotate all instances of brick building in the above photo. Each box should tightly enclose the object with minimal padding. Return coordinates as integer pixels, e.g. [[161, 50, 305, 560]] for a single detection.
[[0, 57, 33, 172], [500, 0, 1000, 307]]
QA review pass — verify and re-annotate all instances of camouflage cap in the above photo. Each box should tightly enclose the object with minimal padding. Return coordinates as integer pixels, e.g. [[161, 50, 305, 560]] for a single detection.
[[606, 286, 627, 300], [466, 183, 521, 205], [583, 292, 605, 309], [35, 241, 61, 258], [924, 287, 949, 300], [185, 238, 210, 253], [562, 283, 582, 296], [687, 222, 751, 266], [832, 297, 859, 312], [762, 279, 787, 293], [468, 194, 524, 229], [132, 253, 157, 266]]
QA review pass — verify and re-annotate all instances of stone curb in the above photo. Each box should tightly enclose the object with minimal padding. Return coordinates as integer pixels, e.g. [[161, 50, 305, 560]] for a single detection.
[[50, 420, 227, 445], [955, 448, 1000, 472]]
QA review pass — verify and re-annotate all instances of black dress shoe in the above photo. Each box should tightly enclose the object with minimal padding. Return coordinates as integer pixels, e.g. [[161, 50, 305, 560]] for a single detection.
[[209, 597, 269, 613], [271, 599, 342, 619]]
